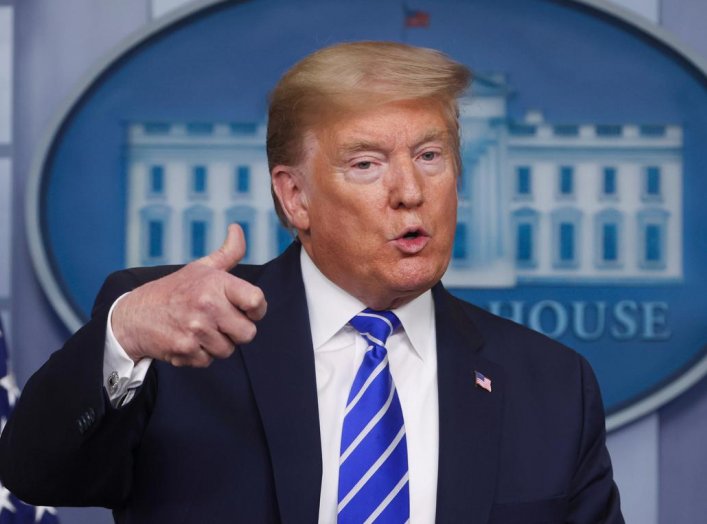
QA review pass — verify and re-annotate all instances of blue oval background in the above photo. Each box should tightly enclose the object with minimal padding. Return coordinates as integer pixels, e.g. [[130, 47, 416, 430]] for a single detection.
[[36, 0, 707, 419]]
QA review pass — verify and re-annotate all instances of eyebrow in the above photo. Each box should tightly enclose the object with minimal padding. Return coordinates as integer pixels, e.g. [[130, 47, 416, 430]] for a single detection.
[[412, 129, 451, 149], [339, 140, 383, 155], [338, 129, 451, 156]]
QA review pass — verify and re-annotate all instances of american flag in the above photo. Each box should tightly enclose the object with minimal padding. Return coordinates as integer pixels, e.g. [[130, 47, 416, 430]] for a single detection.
[[474, 370, 492, 393], [0, 317, 60, 524], [404, 7, 430, 28]]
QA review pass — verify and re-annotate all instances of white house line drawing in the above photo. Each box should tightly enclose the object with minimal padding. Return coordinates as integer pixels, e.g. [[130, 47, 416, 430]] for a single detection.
[[125, 77, 683, 287]]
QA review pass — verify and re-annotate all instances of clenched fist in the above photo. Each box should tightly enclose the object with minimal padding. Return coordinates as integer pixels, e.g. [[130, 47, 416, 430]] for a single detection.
[[111, 224, 267, 367]]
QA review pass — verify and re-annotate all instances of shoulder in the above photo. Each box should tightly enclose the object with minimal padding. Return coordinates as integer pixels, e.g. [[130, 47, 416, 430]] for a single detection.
[[441, 289, 588, 380]]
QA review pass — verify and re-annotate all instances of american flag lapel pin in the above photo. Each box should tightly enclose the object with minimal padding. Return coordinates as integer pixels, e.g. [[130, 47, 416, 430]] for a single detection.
[[474, 370, 492, 393]]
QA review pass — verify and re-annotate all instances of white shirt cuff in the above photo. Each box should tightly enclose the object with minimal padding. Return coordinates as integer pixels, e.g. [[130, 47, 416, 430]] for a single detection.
[[103, 292, 153, 406]]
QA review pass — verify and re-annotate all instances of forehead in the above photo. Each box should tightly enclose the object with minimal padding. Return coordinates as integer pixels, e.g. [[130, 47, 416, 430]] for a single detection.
[[316, 100, 454, 154]]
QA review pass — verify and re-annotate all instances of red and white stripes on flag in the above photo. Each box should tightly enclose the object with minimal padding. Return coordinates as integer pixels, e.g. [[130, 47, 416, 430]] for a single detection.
[[475, 370, 492, 393]]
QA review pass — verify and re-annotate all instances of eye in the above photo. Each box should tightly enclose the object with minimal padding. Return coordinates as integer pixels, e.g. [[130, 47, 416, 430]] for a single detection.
[[420, 151, 439, 161], [343, 156, 385, 183]]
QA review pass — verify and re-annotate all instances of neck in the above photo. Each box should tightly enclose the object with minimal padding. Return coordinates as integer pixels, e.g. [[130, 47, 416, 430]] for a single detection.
[[300, 242, 424, 311]]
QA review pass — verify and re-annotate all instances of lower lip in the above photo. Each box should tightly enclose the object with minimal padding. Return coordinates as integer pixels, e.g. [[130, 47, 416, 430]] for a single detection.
[[392, 235, 429, 254]]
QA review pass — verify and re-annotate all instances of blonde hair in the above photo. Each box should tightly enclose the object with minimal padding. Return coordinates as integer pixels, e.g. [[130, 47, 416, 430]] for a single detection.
[[267, 41, 472, 227]]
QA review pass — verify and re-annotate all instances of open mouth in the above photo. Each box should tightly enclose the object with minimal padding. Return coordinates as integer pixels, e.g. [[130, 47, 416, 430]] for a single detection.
[[398, 226, 428, 240], [393, 228, 429, 254]]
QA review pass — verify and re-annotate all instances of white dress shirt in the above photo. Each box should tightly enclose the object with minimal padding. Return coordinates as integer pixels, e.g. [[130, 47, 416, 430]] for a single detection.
[[103, 293, 152, 406], [103, 249, 439, 523], [301, 251, 439, 523]]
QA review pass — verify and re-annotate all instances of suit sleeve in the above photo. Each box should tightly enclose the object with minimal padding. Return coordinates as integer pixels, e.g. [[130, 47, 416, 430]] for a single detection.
[[568, 356, 624, 524], [0, 270, 158, 509]]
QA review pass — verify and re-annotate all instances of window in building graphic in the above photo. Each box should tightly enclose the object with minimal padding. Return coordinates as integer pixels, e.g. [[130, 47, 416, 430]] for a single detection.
[[512, 208, 539, 269], [517, 223, 533, 263], [457, 166, 470, 199], [144, 122, 170, 135], [191, 165, 208, 196], [643, 166, 662, 201], [515, 166, 532, 198], [230, 122, 258, 135], [640, 125, 666, 137], [186, 122, 214, 135], [603, 223, 618, 261], [453, 223, 467, 261], [148, 165, 165, 196], [191, 221, 208, 258], [638, 209, 669, 270], [596, 124, 622, 137], [559, 223, 575, 261], [277, 223, 292, 253], [594, 209, 622, 268], [226, 206, 256, 263], [509, 123, 536, 136], [271, 212, 294, 256], [235, 165, 250, 194], [140, 205, 170, 265], [601, 167, 617, 198], [645, 225, 660, 261], [558, 166, 574, 197], [183, 205, 213, 261], [553, 125, 579, 137], [552, 208, 582, 269], [149, 221, 164, 258], [238, 221, 250, 249]]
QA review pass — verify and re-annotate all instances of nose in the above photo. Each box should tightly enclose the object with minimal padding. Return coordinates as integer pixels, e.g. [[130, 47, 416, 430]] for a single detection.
[[387, 157, 424, 209]]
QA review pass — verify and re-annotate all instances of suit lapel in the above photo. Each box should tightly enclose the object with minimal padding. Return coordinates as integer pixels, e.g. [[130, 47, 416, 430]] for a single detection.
[[239, 244, 323, 524], [236, 249, 506, 522], [433, 285, 505, 523]]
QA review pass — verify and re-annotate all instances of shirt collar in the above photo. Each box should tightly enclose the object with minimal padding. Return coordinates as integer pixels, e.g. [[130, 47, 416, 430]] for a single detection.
[[393, 286, 434, 361], [300, 249, 433, 361]]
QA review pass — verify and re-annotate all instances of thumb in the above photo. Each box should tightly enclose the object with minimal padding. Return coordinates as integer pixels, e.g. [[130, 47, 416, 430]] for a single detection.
[[197, 223, 246, 270]]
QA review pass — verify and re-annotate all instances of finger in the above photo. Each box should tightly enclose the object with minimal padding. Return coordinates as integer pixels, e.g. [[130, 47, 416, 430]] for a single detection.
[[196, 329, 236, 360], [170, 348, 213, 368], [217, 309, 258, 346], [197, 223, 246, 271], [223, 279, 267, 321]]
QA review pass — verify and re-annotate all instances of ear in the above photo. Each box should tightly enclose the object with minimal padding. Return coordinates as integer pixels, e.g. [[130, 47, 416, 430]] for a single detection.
[[271, 165, 310, 232]]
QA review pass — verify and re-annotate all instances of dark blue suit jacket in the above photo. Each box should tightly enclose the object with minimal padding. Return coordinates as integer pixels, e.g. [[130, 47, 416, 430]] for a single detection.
[[0, 243, 623, 523]]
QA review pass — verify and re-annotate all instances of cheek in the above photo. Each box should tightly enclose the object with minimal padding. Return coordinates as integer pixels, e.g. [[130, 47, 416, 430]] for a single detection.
[[435, 181, 459, 229], [309, 197, 370, 255], [312, 185, 384, 233]]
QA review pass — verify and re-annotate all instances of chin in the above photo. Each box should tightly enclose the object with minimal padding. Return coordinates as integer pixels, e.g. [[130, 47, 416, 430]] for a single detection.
[[387, 264, 445, 296]]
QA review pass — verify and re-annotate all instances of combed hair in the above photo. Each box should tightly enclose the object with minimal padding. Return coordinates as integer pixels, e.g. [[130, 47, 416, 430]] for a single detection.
[[267, 41, 472, 227]]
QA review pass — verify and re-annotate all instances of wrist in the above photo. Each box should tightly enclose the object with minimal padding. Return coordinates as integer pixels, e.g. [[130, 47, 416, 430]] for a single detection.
[[110, 295, 144, 364]]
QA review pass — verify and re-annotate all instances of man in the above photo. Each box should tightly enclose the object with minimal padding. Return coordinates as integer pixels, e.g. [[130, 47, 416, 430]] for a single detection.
[[0, 42, 623, 523]]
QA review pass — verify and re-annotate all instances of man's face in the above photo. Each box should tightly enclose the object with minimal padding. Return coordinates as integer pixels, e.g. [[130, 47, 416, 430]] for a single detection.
[[290, 99, 458, 309]]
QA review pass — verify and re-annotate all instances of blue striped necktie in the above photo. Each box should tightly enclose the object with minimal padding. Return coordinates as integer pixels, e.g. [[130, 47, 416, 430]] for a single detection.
[[338, 309, 410, 523]]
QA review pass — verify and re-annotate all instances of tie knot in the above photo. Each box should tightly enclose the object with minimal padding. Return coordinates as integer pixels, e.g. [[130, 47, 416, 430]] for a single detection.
[[349, 308, 401, 347]]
